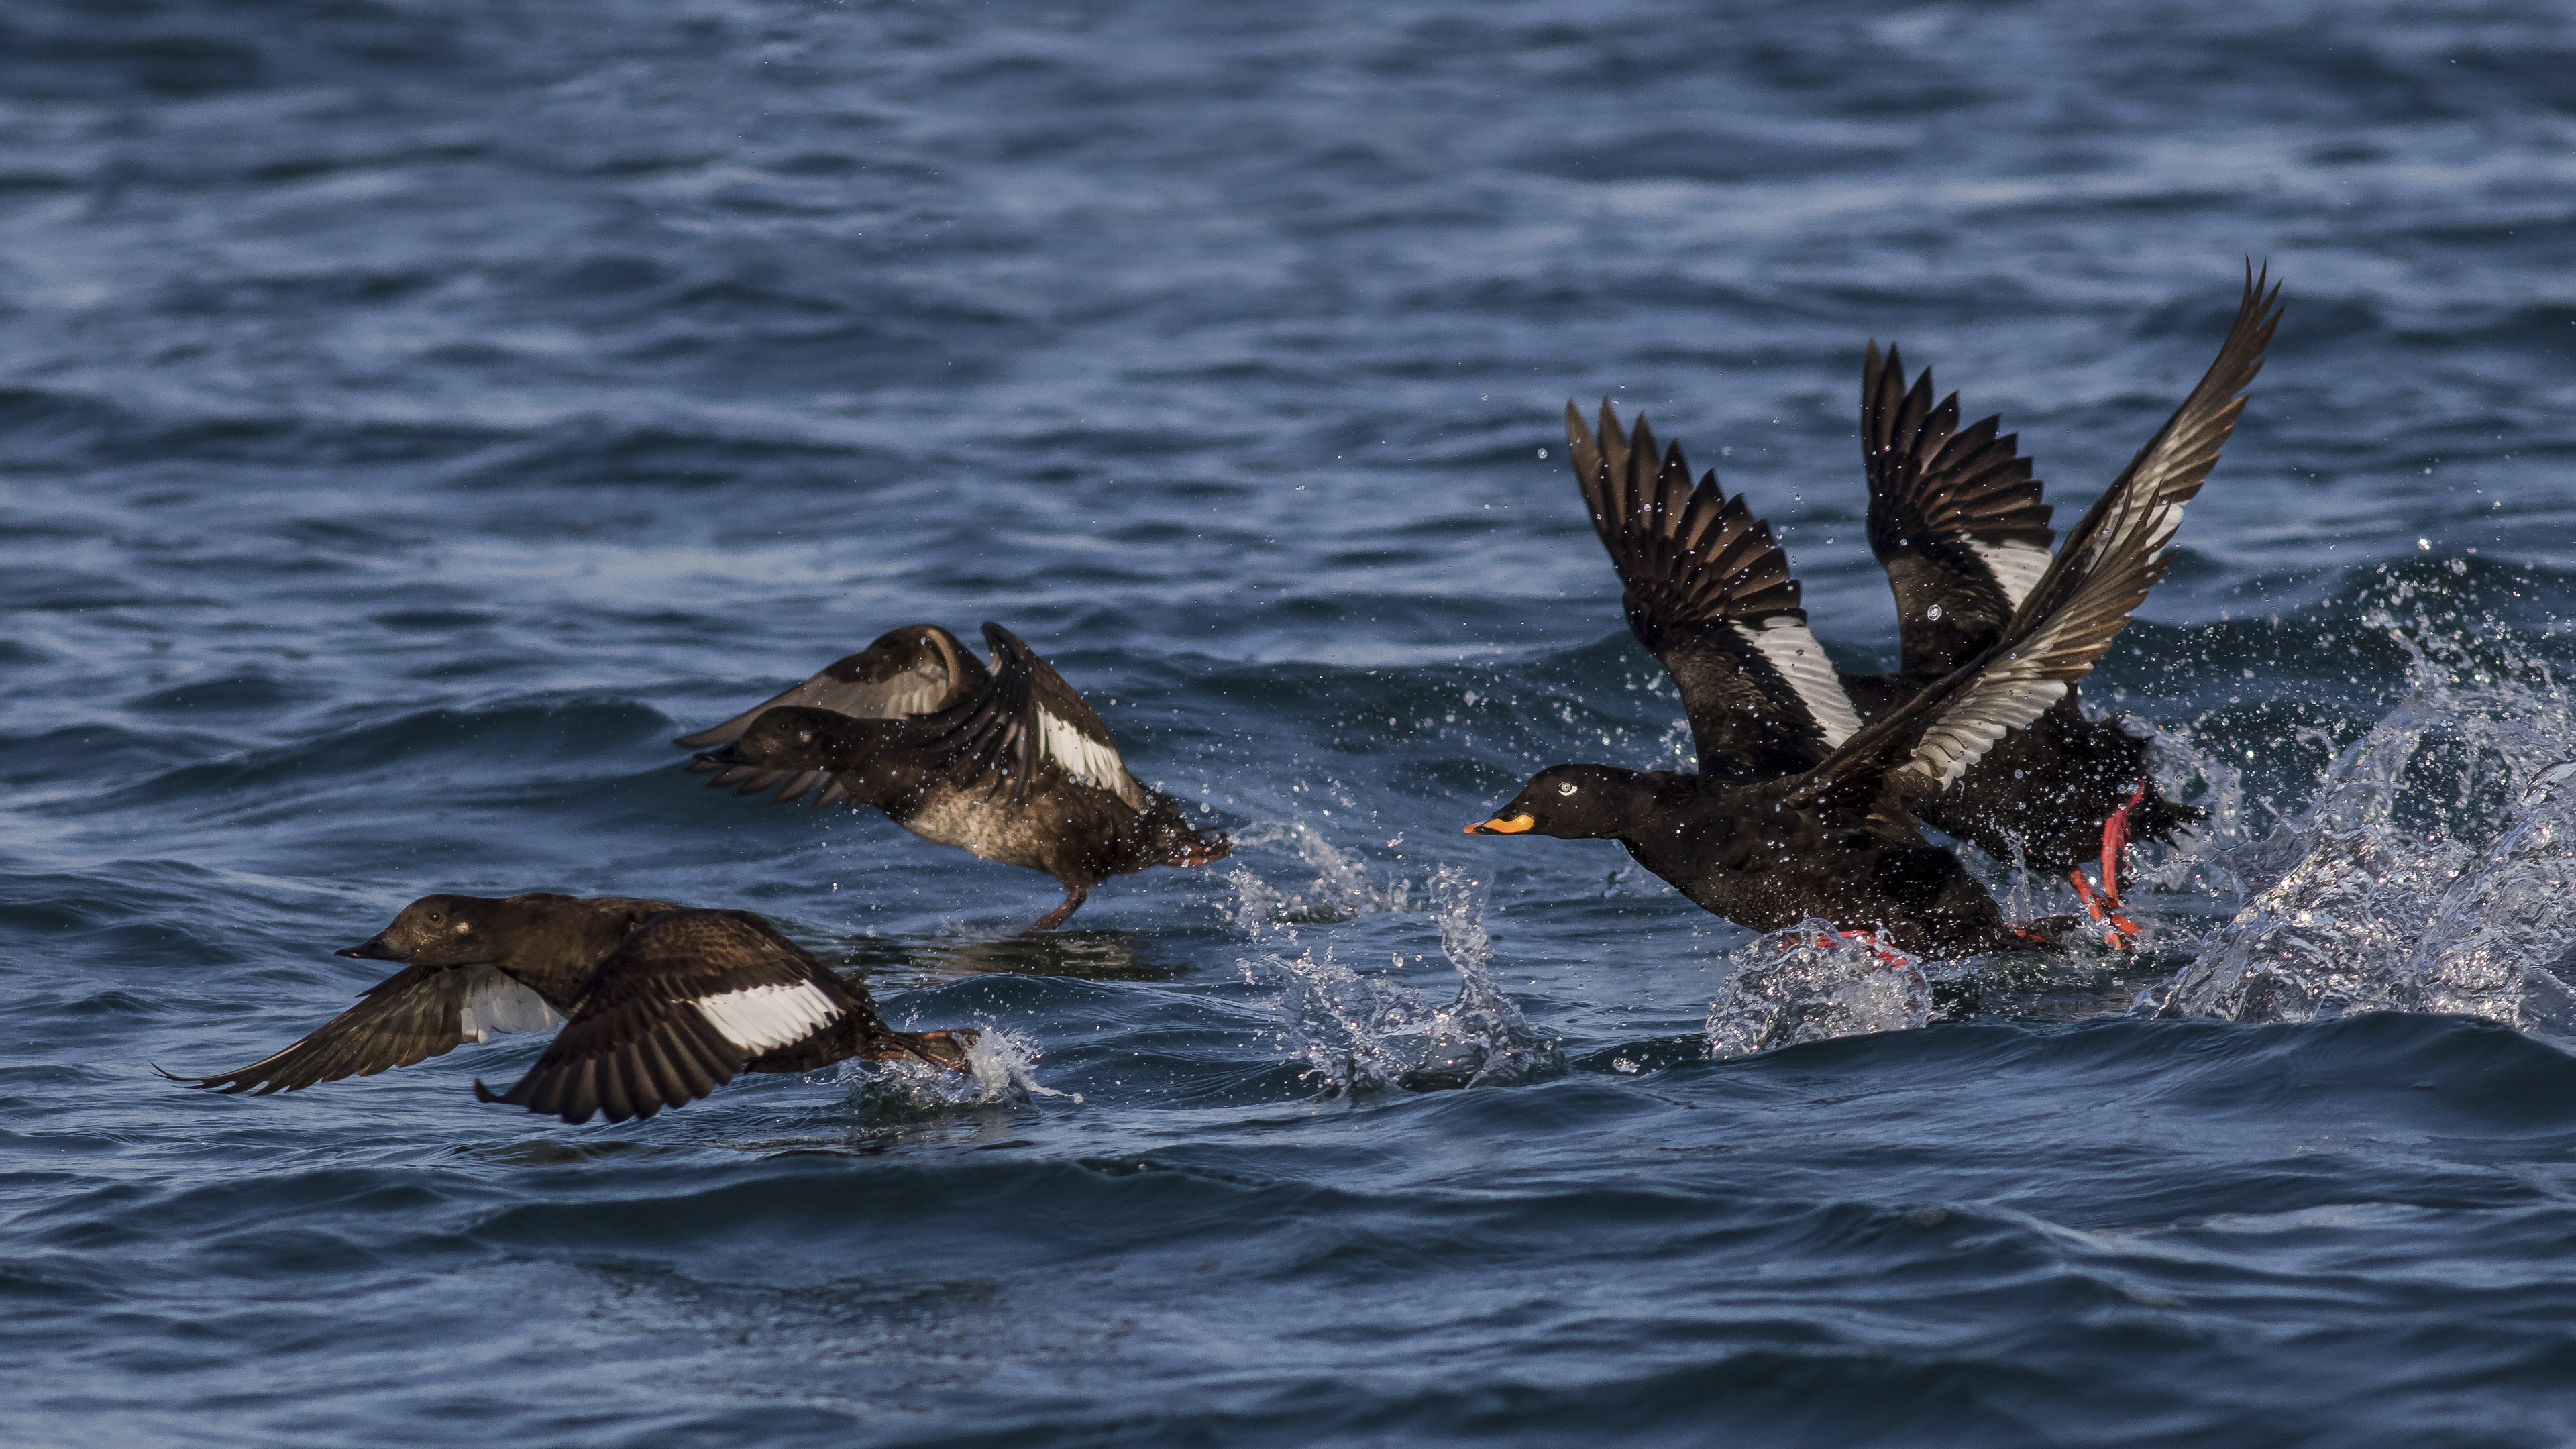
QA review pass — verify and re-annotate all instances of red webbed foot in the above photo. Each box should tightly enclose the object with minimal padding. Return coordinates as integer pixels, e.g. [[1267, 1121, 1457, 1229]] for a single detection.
[[2062, 781, 2151, 950]]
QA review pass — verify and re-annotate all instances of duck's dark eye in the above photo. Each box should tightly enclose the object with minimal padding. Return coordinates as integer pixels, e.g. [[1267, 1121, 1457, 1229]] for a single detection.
[[1557, 782, 1578, 796], [427, 912, 443, 923]]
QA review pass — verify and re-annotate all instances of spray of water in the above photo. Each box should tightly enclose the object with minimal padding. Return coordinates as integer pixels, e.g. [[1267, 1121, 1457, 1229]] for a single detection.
[[1240, 865, 1562, 1092], [2143, 596, 2576, 1038], [2125, 719, 2251, 900], [1705, 922, 1931, 1059], [2408, 761, 2576, 1032], [845, 1025, 1072, 1107], [1224, 820, 1412, 933]]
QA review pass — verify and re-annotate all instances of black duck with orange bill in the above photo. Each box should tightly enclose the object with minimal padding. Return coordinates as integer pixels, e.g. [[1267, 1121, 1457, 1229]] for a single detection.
[[1474, 319, 2241, 956], [1553, 268, 2281, 945]]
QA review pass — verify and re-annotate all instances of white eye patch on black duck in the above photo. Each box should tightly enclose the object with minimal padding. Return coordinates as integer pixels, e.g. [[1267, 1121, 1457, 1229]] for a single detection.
[[1558, 782, 1578, 795]]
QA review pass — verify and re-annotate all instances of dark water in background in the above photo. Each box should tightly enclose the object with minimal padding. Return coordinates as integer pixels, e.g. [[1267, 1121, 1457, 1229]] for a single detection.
[[7, 1, 2576, 1443]]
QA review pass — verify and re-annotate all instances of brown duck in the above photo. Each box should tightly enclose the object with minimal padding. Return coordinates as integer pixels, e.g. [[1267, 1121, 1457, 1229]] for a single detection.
[[683, 621, 1229, 930], [160, 893, 974, 1124]]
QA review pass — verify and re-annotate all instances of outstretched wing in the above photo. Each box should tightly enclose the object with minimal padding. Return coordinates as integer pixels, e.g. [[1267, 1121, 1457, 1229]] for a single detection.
[[675, 623, 986, 748], [474, 910, 860, 1126], [678, 623, 985, 804], [1568, 400, 1864, 778], [1792, 266, 2283, 806], [1862, 342, 2055, 680], [2029, 262, 2283, 612], [909, 622, 1146, 810], [161, 961, 561, 1095]]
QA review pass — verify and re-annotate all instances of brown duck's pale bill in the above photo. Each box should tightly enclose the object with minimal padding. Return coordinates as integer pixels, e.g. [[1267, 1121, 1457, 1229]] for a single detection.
[[1464, 814, 1535, 835]]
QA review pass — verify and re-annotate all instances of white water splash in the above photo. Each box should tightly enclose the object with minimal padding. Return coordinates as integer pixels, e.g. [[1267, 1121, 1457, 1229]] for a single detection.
[[2145, 695, 2458, 1022], [2124, 718, 2251, 900], [1240, 865, 1560, 1092], [1225, 820, 1412, 934], [2407, 761, 2576, 1033], [1705, 921, 1931, 1059], [1239, 943, 1436, 1090], [846, 1026, 1071, 1106], [2145, 614, 2576, 1036]]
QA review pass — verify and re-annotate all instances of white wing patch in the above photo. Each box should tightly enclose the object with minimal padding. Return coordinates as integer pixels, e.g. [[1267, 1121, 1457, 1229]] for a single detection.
[[1966, 541, 2053, 609], [1907, 679, 2068, 788], [694, 981, 841, 1052], [458, 970, 563, 1043], [1735, 617, 1865, 747], [1038, 708, 1142, 806]]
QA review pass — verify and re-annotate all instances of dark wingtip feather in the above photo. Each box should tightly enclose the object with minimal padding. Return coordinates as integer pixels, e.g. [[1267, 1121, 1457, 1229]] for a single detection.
[[979, 620, 1030, 664]]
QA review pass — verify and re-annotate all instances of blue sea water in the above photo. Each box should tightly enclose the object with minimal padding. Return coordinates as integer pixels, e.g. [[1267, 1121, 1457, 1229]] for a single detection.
[[7, 1, 2576, 1443]]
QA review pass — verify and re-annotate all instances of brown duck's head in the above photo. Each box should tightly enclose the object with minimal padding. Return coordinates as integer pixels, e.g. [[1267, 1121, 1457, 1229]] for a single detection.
[[1147, 813, 1232, 869], [1464, 764, 1646, 841], [880, 1028, 979, 1074], [695, 706, 855, 773], [338, 893, 513, 966], [700, 705, 849, 771]]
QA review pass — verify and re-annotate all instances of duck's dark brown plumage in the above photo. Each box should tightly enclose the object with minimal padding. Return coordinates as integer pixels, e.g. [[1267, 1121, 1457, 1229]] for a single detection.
[[1496, 413, 2023, 954], [160, 894, 974, 1123], [683, 621, 1228, 930], [1473, 366, 2208, 955], [472, 908, 971, 1125], [678, 623, 991, 810]]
